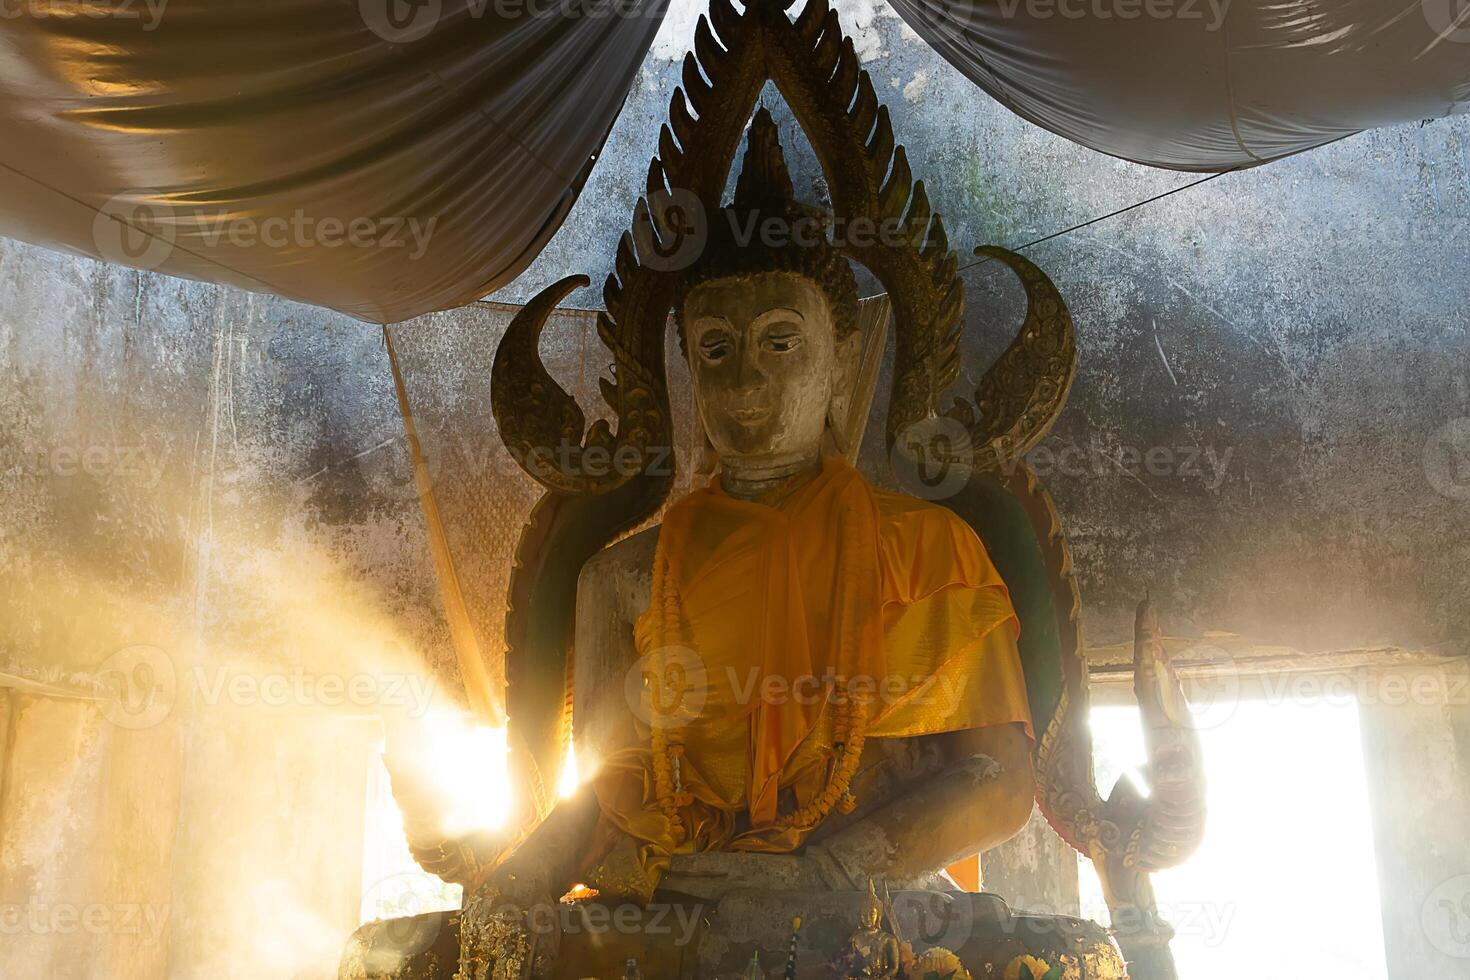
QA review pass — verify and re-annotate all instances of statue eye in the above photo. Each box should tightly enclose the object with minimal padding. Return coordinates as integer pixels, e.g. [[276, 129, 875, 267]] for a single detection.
[[764, 331, 803, 353], [699, 335, 732, 361]]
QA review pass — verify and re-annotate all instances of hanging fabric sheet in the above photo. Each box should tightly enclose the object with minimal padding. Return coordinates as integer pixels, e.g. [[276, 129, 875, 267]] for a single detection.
[[0, 0, 1466, 319], [884, 0, 1470, 170], [0, 0, 669, 322]]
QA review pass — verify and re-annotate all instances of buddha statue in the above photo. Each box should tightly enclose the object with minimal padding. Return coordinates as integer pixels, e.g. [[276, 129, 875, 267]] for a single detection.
[[831, 881, 902, 978], [562, 111, 1023, 872], [450, 109, 1037, 976], [352, 0, 1206, 976]]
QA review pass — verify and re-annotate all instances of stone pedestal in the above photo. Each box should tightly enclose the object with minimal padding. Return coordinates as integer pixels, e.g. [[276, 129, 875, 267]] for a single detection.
[[341, 888, 1126, 979]]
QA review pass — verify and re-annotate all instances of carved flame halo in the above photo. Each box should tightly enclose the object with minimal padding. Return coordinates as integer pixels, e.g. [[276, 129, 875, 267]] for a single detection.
[[489, 0, 1078, 811]]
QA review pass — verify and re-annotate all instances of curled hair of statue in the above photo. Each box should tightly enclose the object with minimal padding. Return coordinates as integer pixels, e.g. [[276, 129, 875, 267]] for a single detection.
[[671, 108, 860, 354]]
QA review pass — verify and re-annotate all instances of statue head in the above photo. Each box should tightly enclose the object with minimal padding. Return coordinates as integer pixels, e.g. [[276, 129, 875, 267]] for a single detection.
[[675, 109, 862, 469]]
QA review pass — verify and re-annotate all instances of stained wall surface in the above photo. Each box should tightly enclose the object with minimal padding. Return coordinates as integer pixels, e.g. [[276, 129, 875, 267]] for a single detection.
[[1, 1, 1467, 977]]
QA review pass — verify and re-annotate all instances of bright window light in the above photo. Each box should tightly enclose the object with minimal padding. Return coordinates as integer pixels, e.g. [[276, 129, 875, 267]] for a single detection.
[[359, 740, 461, 926], [1080, 696, 1387, 978]]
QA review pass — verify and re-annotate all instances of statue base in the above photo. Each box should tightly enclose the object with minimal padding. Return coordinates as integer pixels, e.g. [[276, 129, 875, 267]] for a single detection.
[[340, 888, 1127, 979]]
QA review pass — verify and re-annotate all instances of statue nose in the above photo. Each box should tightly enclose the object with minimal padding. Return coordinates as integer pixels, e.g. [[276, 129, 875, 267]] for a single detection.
[[732, 343, 768, 391]]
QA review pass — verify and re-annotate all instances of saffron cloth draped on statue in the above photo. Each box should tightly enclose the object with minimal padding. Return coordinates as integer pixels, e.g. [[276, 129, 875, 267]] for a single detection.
[[590, 457, 1032, 893]]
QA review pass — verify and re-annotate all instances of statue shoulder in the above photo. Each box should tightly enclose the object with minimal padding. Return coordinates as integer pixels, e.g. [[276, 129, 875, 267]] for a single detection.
[[870, 485, 981, 546], [576, 523, 661, 618], [866, 484, 1004, 601]]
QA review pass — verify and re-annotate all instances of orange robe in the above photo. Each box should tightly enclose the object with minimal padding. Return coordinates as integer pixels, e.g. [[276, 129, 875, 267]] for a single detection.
[[588, 456, 1031, 896]]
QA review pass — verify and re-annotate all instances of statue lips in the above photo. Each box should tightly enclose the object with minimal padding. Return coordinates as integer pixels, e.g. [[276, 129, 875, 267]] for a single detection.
[[729, 405, 772, 425]]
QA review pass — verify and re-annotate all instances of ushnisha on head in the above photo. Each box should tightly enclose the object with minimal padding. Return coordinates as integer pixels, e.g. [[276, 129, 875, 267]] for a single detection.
[[674, 108, 862, 478], [859, 878, 884, 930]]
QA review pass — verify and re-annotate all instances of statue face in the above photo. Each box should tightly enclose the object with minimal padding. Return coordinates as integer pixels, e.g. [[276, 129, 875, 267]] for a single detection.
[[683, 271, 857, 465]]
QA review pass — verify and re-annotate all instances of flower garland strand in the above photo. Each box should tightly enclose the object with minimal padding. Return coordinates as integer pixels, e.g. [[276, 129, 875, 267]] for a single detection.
[[649, 492, 873, 841]]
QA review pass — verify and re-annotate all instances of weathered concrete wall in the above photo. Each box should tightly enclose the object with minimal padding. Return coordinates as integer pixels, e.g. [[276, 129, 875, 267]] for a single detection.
[[0, 1, 1467, 976]]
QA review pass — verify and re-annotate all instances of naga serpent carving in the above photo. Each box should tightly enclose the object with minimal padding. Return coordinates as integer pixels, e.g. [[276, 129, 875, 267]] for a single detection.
[[488, 0, 1075, 809], [480, 1, 1205, 975]]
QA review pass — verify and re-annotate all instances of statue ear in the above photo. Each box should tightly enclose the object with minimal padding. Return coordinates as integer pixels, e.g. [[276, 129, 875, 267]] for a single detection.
[[826, 330, 863, 455], [695, 430, 720, 483]]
